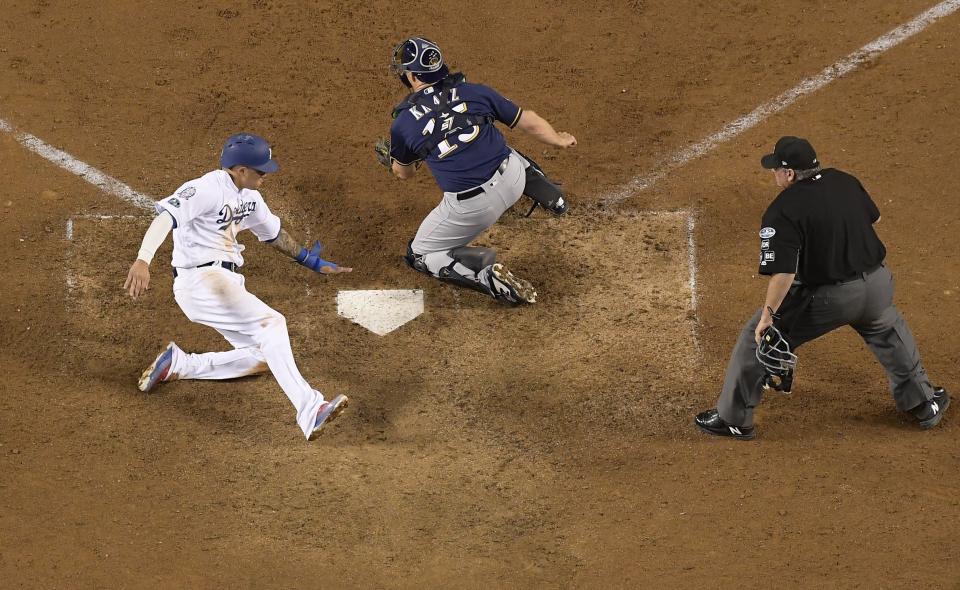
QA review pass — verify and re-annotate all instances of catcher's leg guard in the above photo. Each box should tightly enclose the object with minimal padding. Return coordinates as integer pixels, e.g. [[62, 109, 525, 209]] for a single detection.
[[438, 261, 495, 297], [516, 150, 567, 216], [450, 246, 496, 273], [524, 166, 567, 216], [403, 240, 431, 275]]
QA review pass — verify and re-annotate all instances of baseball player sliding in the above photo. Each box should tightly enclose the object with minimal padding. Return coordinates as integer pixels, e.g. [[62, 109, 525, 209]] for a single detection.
[[123, 133, 351, 441], [375, 37, 576, 304]]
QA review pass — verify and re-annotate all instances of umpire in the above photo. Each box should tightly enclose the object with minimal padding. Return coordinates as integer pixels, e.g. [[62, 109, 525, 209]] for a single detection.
[[695, 136, 949, 440]]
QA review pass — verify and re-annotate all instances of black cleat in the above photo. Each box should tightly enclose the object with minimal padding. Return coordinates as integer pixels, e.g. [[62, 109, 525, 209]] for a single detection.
[[490, 263, 537, 304], [694, 408, 757, 441], [910, 387, 950, 429]]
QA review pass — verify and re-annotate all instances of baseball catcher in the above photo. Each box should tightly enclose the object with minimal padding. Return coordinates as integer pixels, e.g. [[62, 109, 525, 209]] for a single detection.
[[376, 37, 576, 304]]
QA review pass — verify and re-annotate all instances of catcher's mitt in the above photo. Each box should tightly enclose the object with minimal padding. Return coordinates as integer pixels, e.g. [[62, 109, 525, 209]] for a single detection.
[[374, 137, 391, 169]]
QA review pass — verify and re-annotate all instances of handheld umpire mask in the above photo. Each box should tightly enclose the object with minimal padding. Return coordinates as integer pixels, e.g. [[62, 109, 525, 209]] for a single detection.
[[757, 325, 797, 393]]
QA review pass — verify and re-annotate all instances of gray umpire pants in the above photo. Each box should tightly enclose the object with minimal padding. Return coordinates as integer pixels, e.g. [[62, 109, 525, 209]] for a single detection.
[[411, 150, 527, 281], [717, 264, 935, 427]]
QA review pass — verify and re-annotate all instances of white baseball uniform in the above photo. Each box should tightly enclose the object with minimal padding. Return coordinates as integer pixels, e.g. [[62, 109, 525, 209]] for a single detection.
[[153, 170, 327, 438]]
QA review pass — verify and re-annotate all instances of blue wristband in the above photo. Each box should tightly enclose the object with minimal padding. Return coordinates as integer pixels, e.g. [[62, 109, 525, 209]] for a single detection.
[[296, 247, 337, 271]]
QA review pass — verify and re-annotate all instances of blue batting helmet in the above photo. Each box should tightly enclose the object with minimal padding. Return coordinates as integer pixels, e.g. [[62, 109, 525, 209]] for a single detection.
[[219, 133, 279, 173], [390, 37, 449, 85]]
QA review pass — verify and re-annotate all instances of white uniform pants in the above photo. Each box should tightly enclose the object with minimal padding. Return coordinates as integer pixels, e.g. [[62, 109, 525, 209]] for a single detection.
[[168, 266, 325, 438]]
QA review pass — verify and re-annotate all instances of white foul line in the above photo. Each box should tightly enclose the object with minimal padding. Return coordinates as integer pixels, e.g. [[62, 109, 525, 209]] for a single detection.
[[0, 117, 154, 210], [686, 212, 697, 312], [685, 211, 701, 358], [603, 0, 960, 205]]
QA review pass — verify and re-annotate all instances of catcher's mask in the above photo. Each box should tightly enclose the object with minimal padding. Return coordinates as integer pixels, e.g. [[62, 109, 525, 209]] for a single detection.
[[756, 325, 797, 393], [390, 37, 449, 88]]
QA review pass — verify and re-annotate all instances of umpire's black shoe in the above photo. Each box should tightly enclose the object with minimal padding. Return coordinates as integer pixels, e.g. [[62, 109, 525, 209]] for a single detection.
[[910, 387, 950, 429], [694, 409, 757, 441]]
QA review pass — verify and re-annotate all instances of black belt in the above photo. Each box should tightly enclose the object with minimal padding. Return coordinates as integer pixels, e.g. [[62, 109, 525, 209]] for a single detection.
[[456, 186, 485, 201], [173, 261, 238, 277], [831, 262, 883, 285], [455, 158, 510, 201]]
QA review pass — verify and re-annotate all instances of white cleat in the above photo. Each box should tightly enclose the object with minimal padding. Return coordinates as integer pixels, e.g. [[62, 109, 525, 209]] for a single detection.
[[309, 394, 349, 441], [138, 342, 176, 393]]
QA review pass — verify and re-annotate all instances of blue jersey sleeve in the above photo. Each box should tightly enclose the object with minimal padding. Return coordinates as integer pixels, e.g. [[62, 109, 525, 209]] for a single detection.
[[470, 83, 522, 128], [390, 120, 422, 166]]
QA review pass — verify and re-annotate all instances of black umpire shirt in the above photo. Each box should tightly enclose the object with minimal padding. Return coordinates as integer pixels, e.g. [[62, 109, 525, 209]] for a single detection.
[[758, 168, 886, 285]]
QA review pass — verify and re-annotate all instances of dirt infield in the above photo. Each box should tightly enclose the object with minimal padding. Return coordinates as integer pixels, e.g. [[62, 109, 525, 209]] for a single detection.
[[2, 1, 959, 588]]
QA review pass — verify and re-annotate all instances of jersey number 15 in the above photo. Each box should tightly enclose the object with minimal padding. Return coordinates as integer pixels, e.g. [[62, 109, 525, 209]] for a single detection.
[[423, 106, 481, 159]]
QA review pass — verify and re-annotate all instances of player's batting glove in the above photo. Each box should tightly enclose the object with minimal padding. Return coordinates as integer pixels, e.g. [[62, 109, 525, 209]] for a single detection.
[[374, 137, 392, 169], [297, 240, 339, 273]]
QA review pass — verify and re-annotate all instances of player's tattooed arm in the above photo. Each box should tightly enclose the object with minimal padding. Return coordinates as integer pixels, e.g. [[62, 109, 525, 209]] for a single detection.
[[268, 228, 302, 259], [270, 227, 353, 274]]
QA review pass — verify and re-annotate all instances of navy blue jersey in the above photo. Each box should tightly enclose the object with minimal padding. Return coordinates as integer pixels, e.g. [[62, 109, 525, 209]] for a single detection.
[[390, 81, 522, 193]]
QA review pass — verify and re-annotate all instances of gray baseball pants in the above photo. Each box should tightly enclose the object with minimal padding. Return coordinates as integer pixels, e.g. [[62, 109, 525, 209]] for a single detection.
[[411, 150, 526, 281], [717, 264, 935, 427]]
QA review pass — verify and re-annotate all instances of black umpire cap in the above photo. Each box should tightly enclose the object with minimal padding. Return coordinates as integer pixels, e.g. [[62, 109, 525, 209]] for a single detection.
[[761, 136, 819, 170]]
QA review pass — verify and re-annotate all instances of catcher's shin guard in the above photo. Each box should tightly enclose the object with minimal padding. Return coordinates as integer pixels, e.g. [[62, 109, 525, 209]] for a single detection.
[[437, 261, 495, 297], [516, 150, 567, 217], [403, 241, 431, 274], [450, 246, 496, 272]]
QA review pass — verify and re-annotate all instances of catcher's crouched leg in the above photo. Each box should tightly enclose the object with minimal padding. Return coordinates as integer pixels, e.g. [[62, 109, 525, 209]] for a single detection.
[[403, 242, 497, 297], [524, 166, 567, 215], [514, 149, 567, 216], [449, 246, 496, 272], [404, 242, 497, 275], [403, 240, 431, 274]]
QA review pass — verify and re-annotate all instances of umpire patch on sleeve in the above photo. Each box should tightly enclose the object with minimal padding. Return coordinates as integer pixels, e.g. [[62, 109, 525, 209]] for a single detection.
[[763, 251, 776, 261], [760, 240, 770, 250], [759, 227, 776, 239]]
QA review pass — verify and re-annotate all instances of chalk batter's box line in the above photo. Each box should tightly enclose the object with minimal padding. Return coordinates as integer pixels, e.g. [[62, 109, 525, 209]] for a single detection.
[[624, 209, 699, 311], [649, 210, 701, 359], [65, 214, 149, 241], [64, 214, 151, 295]]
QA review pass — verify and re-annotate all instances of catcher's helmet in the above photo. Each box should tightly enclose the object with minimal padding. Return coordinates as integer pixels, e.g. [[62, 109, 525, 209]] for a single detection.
[[219, 133, 279, 173], [390, 37, 449, 86]]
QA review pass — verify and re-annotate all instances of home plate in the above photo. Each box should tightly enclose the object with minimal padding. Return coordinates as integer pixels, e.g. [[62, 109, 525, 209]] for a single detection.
[[336, 290, 424, 336]]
